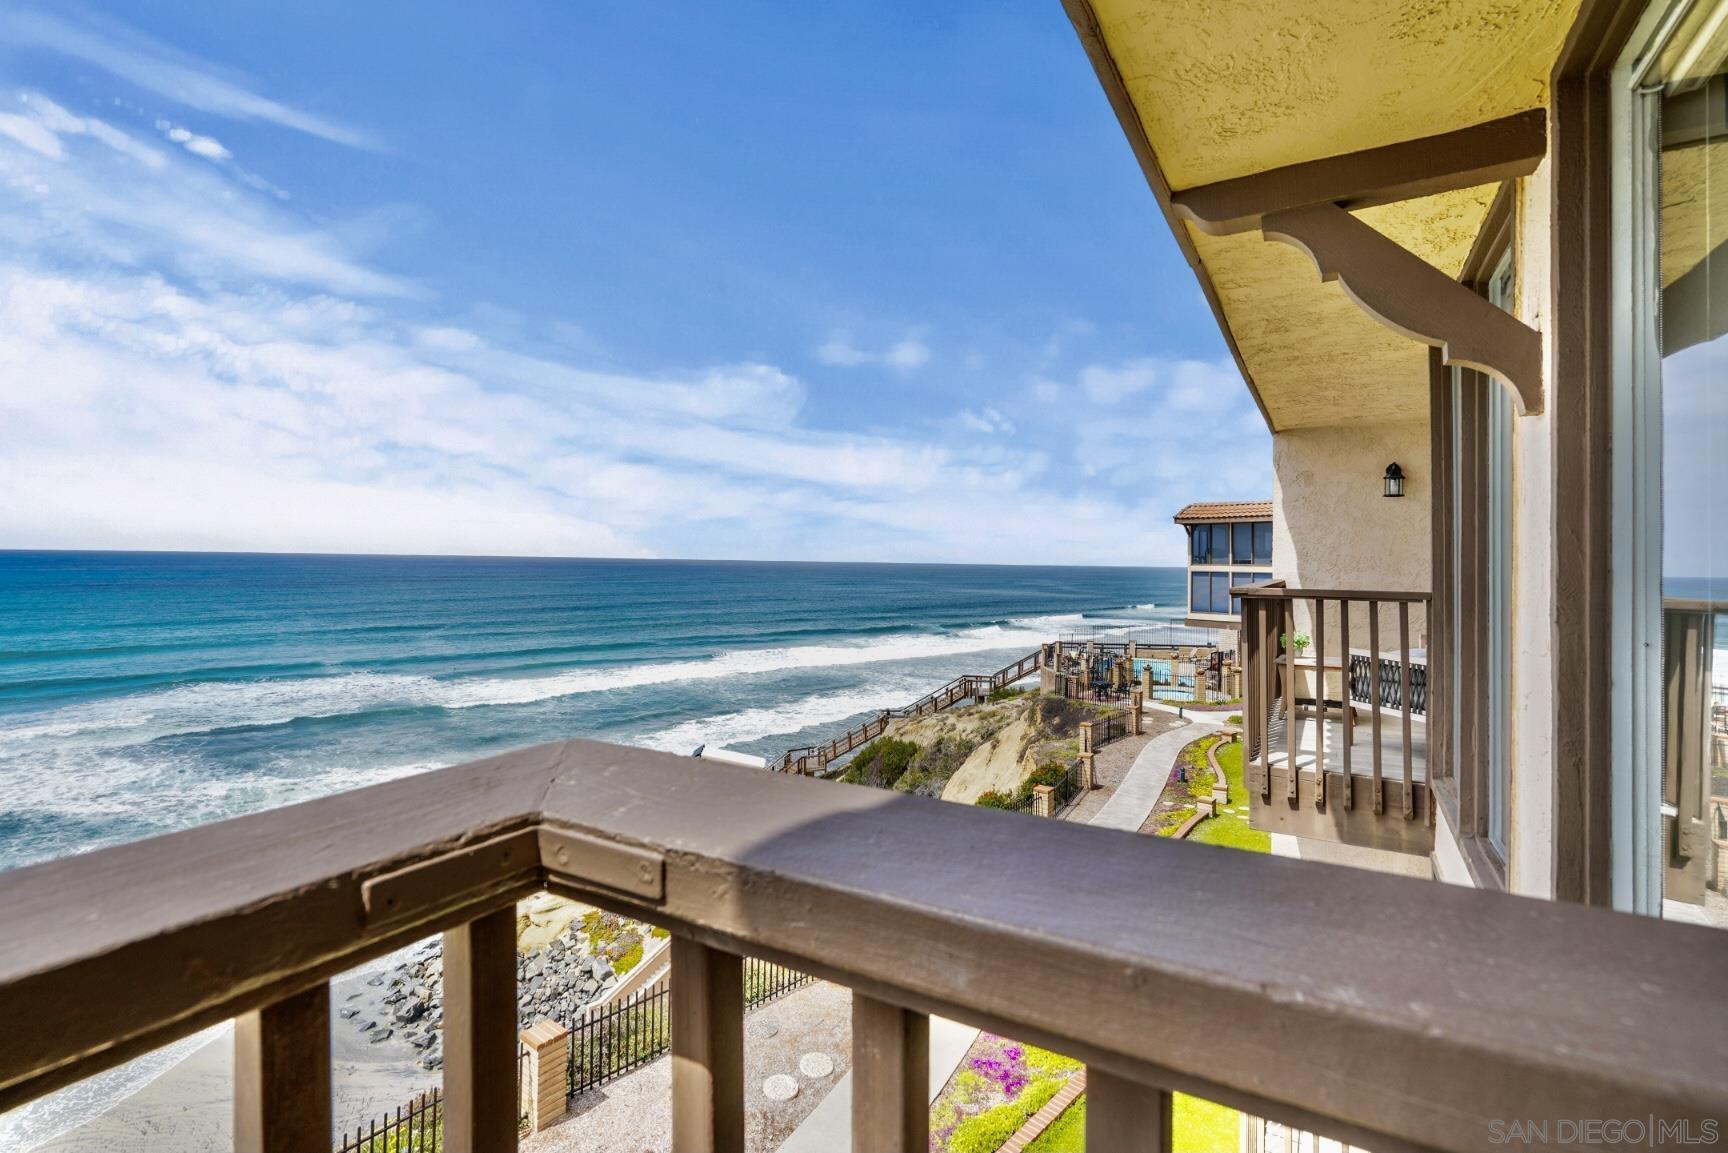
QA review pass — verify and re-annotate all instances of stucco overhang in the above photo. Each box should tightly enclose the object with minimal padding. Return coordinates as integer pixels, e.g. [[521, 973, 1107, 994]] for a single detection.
[[1077, 0, 1583, 431]]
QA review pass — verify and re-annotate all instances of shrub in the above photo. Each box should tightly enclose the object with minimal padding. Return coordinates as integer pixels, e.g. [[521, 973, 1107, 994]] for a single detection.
[[838, 737, 919, 788], [896, 733, 979, 796], [950, 1077, 1066, 1153], [975, 789, 1016, 810], [987, 684, 1027, 702], [1024, 1044, 1081, 1077], [1226, 713, 1243, 725], [951, 1104, 1024, 1153], [1015, 761, 1074, 808]]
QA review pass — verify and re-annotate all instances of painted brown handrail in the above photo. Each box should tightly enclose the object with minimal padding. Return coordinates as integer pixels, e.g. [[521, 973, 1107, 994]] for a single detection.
[[1233, 584, 1428, 602], [0, 738, 1723, 1153]]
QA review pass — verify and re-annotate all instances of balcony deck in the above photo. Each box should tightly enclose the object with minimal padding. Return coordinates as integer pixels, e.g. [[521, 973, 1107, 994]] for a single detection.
[[0, 739, 1723, 1153], [1271, 709, 1428, 780]]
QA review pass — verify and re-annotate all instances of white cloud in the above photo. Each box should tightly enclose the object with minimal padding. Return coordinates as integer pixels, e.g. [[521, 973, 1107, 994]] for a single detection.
[[1, 7, 376, 149], [0, 93, 407, 297], [0, 56, 1271, 565], [159, 120, 232, 161], [816, 330, 930, 372], [957, 407, 1014, 435], [1078, 359, 1158, 404]]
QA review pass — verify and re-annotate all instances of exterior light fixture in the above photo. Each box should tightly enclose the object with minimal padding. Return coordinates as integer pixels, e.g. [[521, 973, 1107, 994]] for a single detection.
[[1383, 462, 1406, 498]]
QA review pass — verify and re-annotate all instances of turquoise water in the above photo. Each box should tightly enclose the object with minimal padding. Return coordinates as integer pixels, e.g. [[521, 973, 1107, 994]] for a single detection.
[[0, 552, 1191, 871]]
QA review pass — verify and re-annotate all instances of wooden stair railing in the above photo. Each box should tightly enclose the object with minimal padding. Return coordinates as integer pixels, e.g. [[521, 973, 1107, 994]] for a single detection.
[[769, 649, 1043, 774]]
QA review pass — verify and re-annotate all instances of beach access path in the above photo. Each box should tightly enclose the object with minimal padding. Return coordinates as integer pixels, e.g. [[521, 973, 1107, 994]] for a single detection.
[[1088, 706, 1225, 832]]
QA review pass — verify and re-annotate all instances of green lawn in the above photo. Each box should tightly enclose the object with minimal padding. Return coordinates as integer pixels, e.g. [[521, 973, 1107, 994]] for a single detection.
[[1023, 1093, 1239, 1153], [1186, 739, 1269, 854]]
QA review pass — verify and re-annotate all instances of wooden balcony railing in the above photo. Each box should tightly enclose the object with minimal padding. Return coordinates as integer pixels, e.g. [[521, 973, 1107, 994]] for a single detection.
[[1, 740, 1724, 1153], [1237, 584, 1434, 855]]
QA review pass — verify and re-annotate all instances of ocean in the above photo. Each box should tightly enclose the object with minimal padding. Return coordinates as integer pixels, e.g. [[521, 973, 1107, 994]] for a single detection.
[[0, 551, 1197, 873]]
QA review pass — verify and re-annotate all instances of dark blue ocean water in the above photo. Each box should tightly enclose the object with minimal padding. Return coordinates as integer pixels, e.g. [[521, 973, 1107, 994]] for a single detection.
[[0, 552, 1193, 871]]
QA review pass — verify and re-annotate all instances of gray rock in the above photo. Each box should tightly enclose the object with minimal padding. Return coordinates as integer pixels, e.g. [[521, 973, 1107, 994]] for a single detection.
[[357, 1020, 375, 1033], [394, 1001, 425, 1024], [369, 1029, 394, 1044], [366, 975, 383, 987], [339, 1008, 359, 1020]]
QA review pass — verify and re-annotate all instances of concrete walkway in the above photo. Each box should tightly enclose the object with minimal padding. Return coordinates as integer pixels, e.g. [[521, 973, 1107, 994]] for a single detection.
[[777, 1014, 979, 1153], [1088, 712, 1224, 831]]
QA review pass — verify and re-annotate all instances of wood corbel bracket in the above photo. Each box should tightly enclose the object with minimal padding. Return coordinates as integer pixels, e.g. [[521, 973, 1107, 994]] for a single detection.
[[1262, 203, 1543, 415]]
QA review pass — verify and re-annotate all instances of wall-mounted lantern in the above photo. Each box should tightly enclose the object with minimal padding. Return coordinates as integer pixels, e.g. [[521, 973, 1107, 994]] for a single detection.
[[1383, 462, 1406, 498]]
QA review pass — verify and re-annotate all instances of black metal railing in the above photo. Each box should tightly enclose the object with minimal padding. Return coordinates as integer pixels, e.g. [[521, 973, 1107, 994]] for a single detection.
[[1347, 653, 1427, 716], [568, 974, 671, 1096], [337, 1088, 442, 1153], [566, 957, 812, 1097]]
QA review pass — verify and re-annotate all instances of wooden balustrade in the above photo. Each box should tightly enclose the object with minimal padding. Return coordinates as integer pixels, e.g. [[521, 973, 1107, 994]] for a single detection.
[[1237, 584, 1433, 853], [0, 739, 1723, 1153]]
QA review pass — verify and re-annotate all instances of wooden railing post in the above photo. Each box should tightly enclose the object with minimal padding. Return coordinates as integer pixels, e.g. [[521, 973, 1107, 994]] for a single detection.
[[852, 994, 929, 1153], [671, 936, 744, 1153], [444, 907, 519, 1153], [1086, 1067, 1172, 1153], [233, 981, 330, 1153]]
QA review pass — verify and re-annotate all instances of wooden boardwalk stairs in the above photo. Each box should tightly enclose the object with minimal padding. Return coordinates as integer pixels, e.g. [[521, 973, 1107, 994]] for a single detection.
[[767, 649, 1042, 774]]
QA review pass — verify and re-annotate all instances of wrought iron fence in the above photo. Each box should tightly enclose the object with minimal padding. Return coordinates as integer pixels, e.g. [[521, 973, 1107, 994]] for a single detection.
[[565, 957, 812, 1097], [743, 956, 809, 1009], [1094, 710, 1127, 746], [337, 1088, 442, 1153], [568, 974, 671, 1096]]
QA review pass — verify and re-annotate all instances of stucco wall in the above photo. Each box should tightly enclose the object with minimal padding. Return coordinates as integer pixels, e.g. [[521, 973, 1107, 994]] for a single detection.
[[1272, 419, 1431, 595], [1509, 163, 1555, 899]]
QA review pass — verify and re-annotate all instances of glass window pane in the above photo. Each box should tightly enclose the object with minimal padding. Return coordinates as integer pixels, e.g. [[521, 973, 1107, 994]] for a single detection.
[[1191, 525, 1207, 564], [1655, 65, 1728, 917], [1232, 522, 1252, 564], [1190, 572, 1208, 614], [1253, 522, 1273, 565], [1212, 572, 1233, 615]]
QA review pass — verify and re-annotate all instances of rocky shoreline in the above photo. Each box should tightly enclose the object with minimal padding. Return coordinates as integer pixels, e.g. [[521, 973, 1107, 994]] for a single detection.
[[337, 918, 639, 1071]]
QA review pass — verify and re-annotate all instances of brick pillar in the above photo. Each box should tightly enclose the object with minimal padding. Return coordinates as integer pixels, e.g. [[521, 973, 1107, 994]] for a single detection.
[[519, 1018, 569, 1134], [1079, 721, 1095, 754], [1031, 783, 1056, 818], [1128, 689, 1144, 734], [1141, 665, 1154, 698], [1077, 753, 1096, 791]]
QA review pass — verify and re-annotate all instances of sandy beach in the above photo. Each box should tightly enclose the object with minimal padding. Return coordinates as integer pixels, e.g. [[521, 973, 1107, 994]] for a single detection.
[[29, 963, 436, 1153]]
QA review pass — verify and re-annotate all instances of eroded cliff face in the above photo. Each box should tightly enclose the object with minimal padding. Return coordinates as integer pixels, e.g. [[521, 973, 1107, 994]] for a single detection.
[[835, 692, 1114, 804]]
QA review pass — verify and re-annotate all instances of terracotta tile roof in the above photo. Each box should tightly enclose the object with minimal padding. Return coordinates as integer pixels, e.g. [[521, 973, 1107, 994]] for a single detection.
[[1172, 500, 1272, 524]]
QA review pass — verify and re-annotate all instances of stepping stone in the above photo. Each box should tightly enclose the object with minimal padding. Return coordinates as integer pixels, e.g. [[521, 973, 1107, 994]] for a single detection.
[[762, 1074, 799, 1102], [747, 1019, 779, 1040], [798, 1053, 834, 1079]]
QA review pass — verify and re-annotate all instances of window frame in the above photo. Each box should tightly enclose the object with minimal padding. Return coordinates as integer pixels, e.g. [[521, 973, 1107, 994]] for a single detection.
[[1431, 182, 1516, 890]]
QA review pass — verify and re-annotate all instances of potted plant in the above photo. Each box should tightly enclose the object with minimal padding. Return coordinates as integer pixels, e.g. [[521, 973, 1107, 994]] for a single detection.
[[1281, 631, 1311, 658]]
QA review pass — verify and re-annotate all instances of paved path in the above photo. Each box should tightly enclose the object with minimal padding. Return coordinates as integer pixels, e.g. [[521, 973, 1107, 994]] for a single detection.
[[1088, 712, 1224, 831], [777, 1013, 979, 1153]]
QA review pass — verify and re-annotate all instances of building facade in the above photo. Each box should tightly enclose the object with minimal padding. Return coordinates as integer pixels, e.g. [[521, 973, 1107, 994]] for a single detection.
[[1068, 0, 1725, 919], [1173, 500, 1274, 630]]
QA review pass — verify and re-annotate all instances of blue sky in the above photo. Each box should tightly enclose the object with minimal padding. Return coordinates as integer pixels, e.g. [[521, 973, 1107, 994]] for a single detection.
[[0, 2, 1269, 564]]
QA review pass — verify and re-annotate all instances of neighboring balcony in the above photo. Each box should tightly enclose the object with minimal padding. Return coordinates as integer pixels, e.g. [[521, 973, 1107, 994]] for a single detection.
[[0, 739, 1722, 1153], [1237, 584, 1432, 856]]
